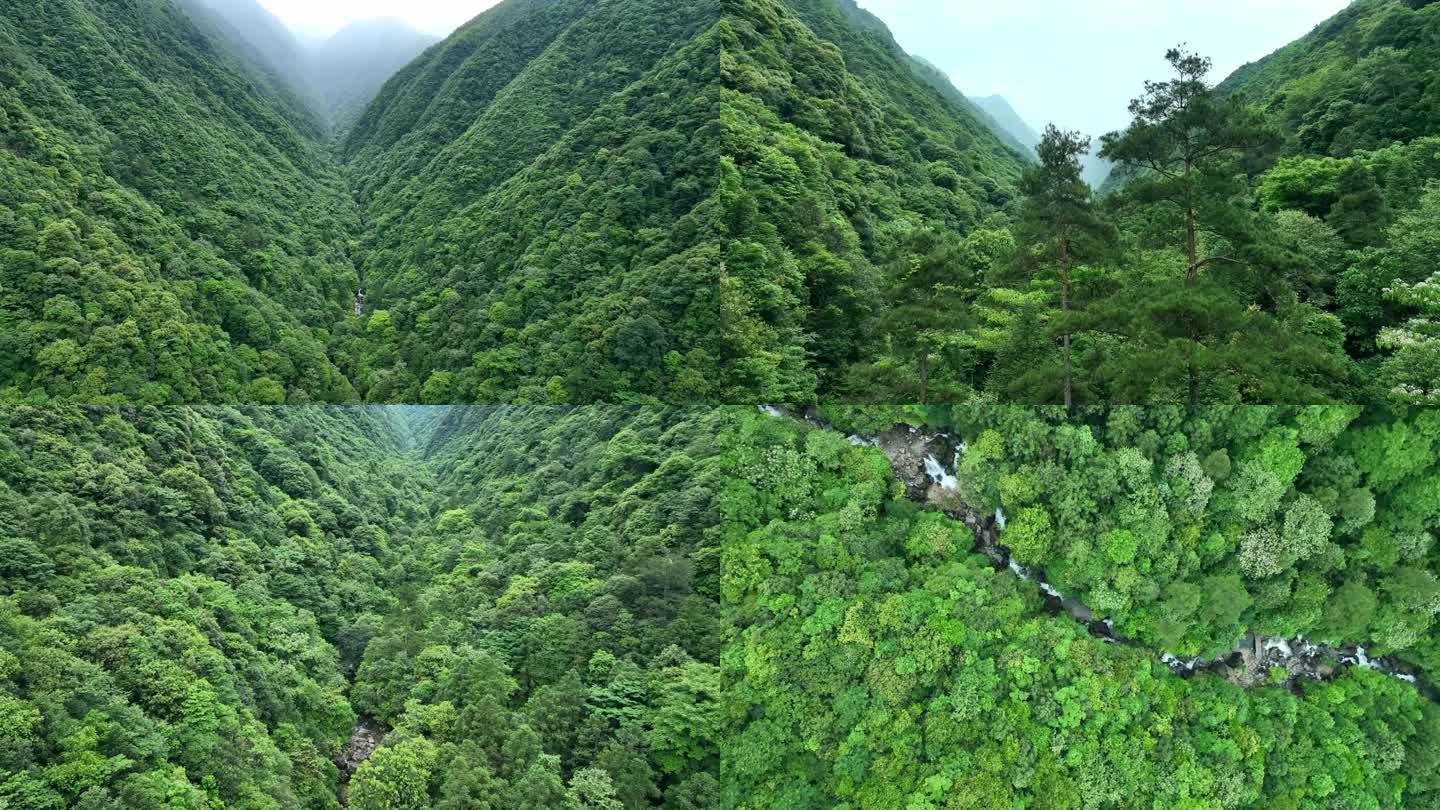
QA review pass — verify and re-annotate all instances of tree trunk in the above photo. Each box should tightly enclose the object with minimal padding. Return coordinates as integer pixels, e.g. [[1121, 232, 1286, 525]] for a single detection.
[[1184, 156, 1198, 282], [918, 352, 929, 404], [1060, 233, 1073, 410]]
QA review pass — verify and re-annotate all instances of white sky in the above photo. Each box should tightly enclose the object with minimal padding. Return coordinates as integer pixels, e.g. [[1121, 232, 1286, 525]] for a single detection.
[[257, 0, 1353, 133], [856, 0, 1352, 139], [256, 0, 501, 37]]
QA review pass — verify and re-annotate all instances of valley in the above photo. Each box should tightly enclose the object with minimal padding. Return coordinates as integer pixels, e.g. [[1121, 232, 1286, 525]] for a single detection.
[[726, 406, 1440, 807], [762, 405, 1434, 694], [0, 405, 722, 807], [4, 0, 1438, 406], [2, 0, 1440, 807]]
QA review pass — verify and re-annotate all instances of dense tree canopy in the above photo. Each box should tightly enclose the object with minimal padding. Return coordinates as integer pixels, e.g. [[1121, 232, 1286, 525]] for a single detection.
[[724, 408, 1440, 808], [3, 0, 1437, 404], [0, 406, 428, 806], [344, 406, 723, 808], [0, 0, 362, 404], [0, 405, 725, 808]]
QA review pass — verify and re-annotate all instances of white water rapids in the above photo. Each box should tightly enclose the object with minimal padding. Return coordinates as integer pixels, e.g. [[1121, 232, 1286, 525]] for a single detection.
[[758, 405, 1427, 692]]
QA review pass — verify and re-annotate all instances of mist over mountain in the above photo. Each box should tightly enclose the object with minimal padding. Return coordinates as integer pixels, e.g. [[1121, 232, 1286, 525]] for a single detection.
[[0, 0, 361, 402], [309, 18, 440, 126], [175, 0, 324, 120], [969, 94, 1040, 153], [5, 1, 1440, 807], [176, 0, 439, 128]]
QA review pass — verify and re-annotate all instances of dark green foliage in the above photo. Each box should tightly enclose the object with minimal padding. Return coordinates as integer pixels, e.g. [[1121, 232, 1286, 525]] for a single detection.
[[336, 0, 1027, 403], [0, 405, 429, 806], [0, 0, 364, 403], [1015, 125, 1116, 407], [0, 405, 725, 807], [1220, 0, 1440, 159], [719, 0, 1026, 397], [820, 403, 1440, 677], [341, 0, 733, 403], [1328, 162, 1393, 246], [346, 406, 724, 807], [0, 0, 1436, 404]]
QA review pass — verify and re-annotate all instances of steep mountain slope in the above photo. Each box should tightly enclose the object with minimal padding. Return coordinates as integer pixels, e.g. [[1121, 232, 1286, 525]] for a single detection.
[[174, 0, 324, 120], [344, 405, 725, 806], [342, 0, 726, 404], [714, 0, 1027, 396], [0, 405, 431, 807], [0, 404, 726, 807], [0, 0, 362, 403], [309, 18, 439, 127], [0, 403, 730, 806], [341, 0, 1026, 403], [1220, 0, 1440, 158], [969, 94, 1040, 154]]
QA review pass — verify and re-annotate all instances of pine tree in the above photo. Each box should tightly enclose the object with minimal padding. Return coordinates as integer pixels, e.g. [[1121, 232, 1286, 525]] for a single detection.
[[1100, 47, 1277, 281], [1327, 162, 1392, 247], [1016, 126, 1116, 407]]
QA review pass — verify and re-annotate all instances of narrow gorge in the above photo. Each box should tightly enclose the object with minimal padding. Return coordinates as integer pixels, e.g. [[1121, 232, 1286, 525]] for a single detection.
[[759, 405, 1434, 699]]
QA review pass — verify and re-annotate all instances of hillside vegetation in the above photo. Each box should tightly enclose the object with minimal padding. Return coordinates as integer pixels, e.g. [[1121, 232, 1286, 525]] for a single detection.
[[723, 408, 1440, 808], [0, 0, 361, 403], [0, 405, 724, 808], [2, 0, 1438, 405]]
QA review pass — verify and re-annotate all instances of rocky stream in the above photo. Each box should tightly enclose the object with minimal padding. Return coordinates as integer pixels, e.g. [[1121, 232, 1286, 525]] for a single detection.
[[760, 405, 1432, 697]]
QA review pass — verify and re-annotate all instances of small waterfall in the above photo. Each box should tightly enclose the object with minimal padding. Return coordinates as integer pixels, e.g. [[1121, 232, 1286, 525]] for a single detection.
[[762, 408, 1431, 694], [923, 454, 959, 491]]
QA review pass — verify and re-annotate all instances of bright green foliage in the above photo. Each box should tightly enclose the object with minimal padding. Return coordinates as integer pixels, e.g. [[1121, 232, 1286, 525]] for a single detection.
[[0, 0, 361, 403], [0, 406, 430, 806], [1220, 0, 1440, 159], [343, 0, 738, 403], [821, 404, 1440, 676], [350, 737, 438, 810], [0, 405, 724, 806], [723, 411, 1440, 808], [1375, 188, 1440, 403], [346, 407, 725, 807], [338, 0, 1026, 403]]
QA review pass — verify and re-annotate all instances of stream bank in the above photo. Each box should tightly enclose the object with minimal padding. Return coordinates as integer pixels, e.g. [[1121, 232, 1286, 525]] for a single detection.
[[334, 718, 385, 805], [761, 406, 1430, 696]]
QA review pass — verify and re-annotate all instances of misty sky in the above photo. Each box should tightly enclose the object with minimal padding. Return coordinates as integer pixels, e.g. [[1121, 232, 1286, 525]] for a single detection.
[[856, 0, 1351, 139], [258, 0, 1353, 133], [256, 0, 500, 37]]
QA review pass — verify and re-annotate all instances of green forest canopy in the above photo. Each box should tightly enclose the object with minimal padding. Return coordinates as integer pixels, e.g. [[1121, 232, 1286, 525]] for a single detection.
[[723, 407, 1440, 808], [0, 405, 723, 809], [2, 0, 1440, 405]]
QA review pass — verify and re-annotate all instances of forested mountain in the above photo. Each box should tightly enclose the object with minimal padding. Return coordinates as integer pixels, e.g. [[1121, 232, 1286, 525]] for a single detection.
[[174, 0, 324, 119], [0, 0, 361, 404], [969, 94, 1040, 155], [718, 0, 1027, 399], [0, 404, 724, 807], [2, 0, 1438, 406], [0, 406, 428, 806], [1220, 0, 1440, 160], [345, 406, 723, 807], [338, 0, 1027, 403], [1213, 0, 1440, 402], [308, 19, 439, 127], [336, 0, 725, 404], [725, 407, 1440, 807]]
